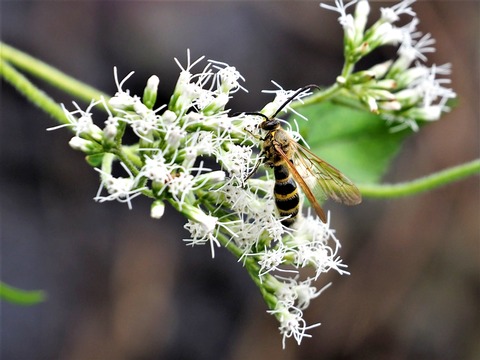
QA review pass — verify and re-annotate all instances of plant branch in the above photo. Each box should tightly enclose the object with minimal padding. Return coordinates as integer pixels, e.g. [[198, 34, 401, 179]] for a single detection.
[[1, 42, 108, 103], [1, 59, 68, 124], [290, 83, 342, 109], [0, 282, 46, 306], [359, 159, 480, 198]]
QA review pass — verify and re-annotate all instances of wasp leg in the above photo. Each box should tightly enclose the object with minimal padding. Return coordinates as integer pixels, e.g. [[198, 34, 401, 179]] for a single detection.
[[245, 154, 264, 181]]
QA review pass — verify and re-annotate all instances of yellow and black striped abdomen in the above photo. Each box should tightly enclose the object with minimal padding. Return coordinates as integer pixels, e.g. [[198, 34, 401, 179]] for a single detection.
[[273, 164, 299, 227]]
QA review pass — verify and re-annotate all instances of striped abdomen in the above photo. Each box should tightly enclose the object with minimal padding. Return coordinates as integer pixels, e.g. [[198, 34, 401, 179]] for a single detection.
[[273, 164, 299, 227]]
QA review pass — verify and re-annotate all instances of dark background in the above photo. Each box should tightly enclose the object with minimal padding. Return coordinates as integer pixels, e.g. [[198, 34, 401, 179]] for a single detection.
[[1, 1, 479, 359]]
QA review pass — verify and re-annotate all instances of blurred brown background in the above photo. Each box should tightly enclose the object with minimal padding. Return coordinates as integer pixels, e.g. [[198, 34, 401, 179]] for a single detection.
[[1, 1, 478, 359]]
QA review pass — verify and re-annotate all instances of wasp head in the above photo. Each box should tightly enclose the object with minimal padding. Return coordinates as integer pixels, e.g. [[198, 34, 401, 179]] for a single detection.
[[259, 117, 280, 131]]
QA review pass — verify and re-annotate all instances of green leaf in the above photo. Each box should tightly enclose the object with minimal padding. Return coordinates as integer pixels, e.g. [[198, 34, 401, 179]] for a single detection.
[[293, 101, 411, 184], [86, 153, 105, 167], [0, 281, 46, 306]]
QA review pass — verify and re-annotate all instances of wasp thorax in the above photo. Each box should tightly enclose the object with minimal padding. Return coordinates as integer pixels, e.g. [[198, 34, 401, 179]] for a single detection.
[[262, 127, 293, 167]]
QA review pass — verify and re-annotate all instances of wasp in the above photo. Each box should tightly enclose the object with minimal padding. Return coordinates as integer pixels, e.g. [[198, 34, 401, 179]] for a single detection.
[[244, 85, 362, 227]]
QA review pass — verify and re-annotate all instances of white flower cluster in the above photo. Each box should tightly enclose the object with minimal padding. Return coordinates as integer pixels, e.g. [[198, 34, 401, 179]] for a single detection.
[[50, 0, 454, 347], [54, 51, 348, 346], [321, 0, 456, 131]]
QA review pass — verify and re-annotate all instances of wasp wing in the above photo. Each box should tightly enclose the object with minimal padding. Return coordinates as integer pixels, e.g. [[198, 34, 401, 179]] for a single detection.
[[273, 143, 328, 223], [272, 139, 361, 223], [291, 142, 362, 206]]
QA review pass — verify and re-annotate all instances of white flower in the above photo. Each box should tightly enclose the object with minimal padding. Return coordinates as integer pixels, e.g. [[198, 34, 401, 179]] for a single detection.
[[275, 277, 332, 310], [384, 62, 455, 131], [167, 172, 197, 205], [404, 31, 436, 63], [94, 168, 145, 210], [268, 303, 321, 348], [195, 89, 216, 111], [164, 122, 187, 149], [100, 97, 121, 141], [109, 67, 137, 110], [230, 221, 263, 252], [209, 60, 247, 94], [320, 0, 358, 20], [265, 210, 289, 241], [380, 0, 416, 23], [295, 281, 331, 310], [49, 101, 103, 142], [185, 130, 215, 156], [292, 211, 336, 245], [416, 63, 455, 108], [140, 151, 180, 185], [120, 99, 164, 142], [373, 22, 404, 46], [261, 81, 310, 120], [257, 247, 289, 277], [170, 51, 247, 117], [171, 51, 209, 113], [281, 212, 349, 279], [320, 0, 358, 42], [215, 143, 256, 186], [221, 184, 256, 214], [184, 204, 218, 233], [182, 204, 220, 257], [393, 21, 436, 70], [368, 60, 393, 79]]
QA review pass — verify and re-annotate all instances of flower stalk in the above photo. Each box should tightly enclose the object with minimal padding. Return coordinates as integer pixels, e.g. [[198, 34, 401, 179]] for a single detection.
[[0, 42, 107, 104], [359, 159, 480, 198]]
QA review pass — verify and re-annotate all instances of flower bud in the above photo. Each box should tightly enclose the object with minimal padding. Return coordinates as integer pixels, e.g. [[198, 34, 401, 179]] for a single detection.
[[143, 75, 160, 109], [362, 95, 378, 113], [150, 200, 165, 219], [368, 60, 393, 79], [354, 0, 370, 36], [375, 79, 397, 90], [379, 100, 401, 111], [161, 110, 178, 124], [349, 71, 376, 85], [182, 203, 218, 234], [196, 171, 226, 185], [406, 105, 442, 122], [69, 136, 102, 154]]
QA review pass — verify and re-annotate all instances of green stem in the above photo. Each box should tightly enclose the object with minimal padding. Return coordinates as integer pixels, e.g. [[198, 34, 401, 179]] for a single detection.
[[359, 159, 480, 198], [290, 58, 357, 110], [216, 230, 244, 259], [111, 148, 141, 176], [290, 82, 342, 109], [215, 230, 278, 309], [341, 59, 356, 78], [121, 145, 145, 169], [0, 59, 68, 124], [0, 281, 46, 306], [0, 42, 108, 103]]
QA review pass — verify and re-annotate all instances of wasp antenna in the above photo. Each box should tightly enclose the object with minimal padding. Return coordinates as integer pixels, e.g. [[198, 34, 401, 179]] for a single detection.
[[272, 84, 320, 118], [240, 112, 270, 122], [302, 84, 321, 91]]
